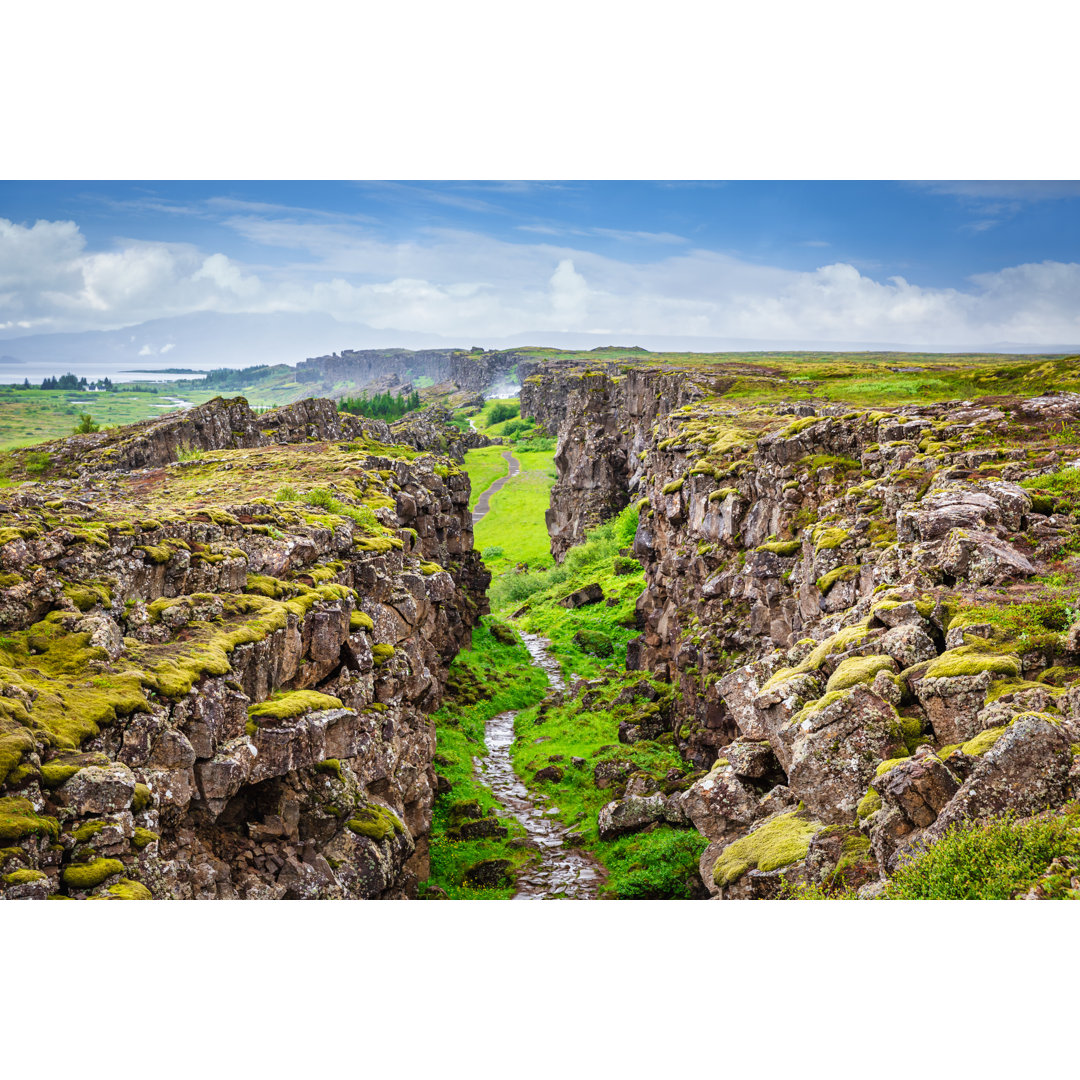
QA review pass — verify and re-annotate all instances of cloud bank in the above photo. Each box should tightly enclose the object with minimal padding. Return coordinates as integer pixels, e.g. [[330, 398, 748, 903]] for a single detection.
[[2, 214, 1079, 347]]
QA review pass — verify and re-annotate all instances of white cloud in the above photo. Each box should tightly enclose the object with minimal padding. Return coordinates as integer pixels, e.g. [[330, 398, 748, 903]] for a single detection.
[[1, 214, 1078, 347]]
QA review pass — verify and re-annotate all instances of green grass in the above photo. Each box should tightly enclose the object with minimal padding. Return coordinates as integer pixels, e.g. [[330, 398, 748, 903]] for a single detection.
[[422, 619, 550, 899], [474, 464, 557, 574], [883, 810, 1080, 899], [462, 445, 511, 512]]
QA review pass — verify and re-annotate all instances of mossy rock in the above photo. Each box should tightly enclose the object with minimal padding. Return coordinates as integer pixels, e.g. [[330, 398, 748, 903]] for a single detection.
[[574, 629, 613, 657], [132, 827, 159, 849], [107, 878, 152, 899], [347, 804, 405, 842], [61, 857, 125, 890], [372, 644, 396, 667], [713, 812, 819, 887], [825, 654, 897, 693], [248, 690, 343, 723]]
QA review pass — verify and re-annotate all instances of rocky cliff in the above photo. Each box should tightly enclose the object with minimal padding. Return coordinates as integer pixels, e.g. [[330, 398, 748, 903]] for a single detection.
[[294, 348, 524, 397], [528, 361, 1080, 897], [0, 397, 488, 899]]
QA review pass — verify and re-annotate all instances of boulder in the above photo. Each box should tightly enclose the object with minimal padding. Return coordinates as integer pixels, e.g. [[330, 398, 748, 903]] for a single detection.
[[677, 765, 762, 841], [559, 583, 604, 608], [879, 623, 938, 668], [939, 529, 1037, 586], [785, 686, 908, 824], [597, 794, 671, 840], [54, 764, 136, 814], [463, 859, 513, 889]]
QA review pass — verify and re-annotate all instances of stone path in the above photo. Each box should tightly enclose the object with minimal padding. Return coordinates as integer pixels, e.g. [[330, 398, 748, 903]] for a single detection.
[[475, 631, 605, 900], [471, 449, 519, 525]]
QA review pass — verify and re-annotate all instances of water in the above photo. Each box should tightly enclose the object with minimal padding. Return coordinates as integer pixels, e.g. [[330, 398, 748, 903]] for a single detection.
[[474, 631, 605, 899]]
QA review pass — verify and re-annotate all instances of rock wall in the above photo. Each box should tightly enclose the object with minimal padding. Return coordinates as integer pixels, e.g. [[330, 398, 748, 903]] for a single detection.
[[0, 399, 488, 900], [520, 361, 720, 559], [293, 348, 523, 396], [532, 365, 1080, 897]]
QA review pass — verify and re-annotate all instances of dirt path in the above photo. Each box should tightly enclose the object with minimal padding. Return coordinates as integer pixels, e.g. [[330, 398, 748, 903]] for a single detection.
[[475, 632, 605, 900], [472, 449, 520, 525]]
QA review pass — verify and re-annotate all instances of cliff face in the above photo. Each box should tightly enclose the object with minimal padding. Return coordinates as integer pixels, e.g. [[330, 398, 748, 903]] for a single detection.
[[0, 397, 487, 899], [293, 348, 523, 396], [520, 362, 720, 559], [530, 363, 1080, 897]]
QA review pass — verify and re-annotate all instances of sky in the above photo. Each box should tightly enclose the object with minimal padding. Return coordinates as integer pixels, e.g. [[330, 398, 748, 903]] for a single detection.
[[2, 180, 1080, 353]]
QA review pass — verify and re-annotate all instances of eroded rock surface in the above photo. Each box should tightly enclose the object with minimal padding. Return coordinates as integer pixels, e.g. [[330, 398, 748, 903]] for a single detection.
[[0, 396, 488, 900]]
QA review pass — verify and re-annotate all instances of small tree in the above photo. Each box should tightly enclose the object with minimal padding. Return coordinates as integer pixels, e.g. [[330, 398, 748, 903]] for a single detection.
[[74, 413, 100, 434]]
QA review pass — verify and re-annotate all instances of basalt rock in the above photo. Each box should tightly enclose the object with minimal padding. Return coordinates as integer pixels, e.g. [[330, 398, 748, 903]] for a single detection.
[[0, 396, 488, 901], [534, 361, 1080, 897]]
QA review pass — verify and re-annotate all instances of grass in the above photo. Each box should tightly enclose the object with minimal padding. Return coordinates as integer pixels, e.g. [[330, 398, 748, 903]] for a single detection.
[[474, 462, 557, 575], [462, 445, 511, 512], [883, 809, 1080, 899]]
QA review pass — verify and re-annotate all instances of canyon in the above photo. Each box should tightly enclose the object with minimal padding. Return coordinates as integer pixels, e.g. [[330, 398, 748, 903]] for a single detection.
[[3, 350, 1080, 899]]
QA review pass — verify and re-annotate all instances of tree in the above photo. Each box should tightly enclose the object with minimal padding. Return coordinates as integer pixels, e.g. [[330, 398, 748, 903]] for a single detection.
[[74, 414, 100, 434]]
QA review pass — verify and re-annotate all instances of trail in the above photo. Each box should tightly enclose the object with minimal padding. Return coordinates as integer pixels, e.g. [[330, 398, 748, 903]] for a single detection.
[[475, 632, 605, 900], [471, 448, 520, 525]]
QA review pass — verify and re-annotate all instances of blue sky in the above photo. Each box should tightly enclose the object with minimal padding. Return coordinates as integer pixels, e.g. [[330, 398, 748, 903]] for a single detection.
[[2, 180, 1079, 349]]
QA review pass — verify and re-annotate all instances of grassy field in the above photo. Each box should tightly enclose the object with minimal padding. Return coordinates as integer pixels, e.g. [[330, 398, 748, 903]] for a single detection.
[[473, 453, 556, 574], [462, 445, 510, 512], [512, 346, 1080, 407]]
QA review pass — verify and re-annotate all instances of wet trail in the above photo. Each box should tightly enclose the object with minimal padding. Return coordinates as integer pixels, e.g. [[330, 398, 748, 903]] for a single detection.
[[475, 632, 605, 899]]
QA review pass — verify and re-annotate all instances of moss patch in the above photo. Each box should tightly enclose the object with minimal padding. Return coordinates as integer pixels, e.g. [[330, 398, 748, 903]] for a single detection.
[[712, 812, 819, 887]]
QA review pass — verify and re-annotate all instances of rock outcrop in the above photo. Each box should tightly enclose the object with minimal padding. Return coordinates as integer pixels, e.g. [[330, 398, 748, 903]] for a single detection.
[[530, 361, 1080, 897], [0, 396, 488, 900]]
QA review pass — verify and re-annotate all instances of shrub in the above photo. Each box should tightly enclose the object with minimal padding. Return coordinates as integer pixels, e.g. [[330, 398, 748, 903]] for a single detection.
[[487, 402, 519, 425], [884, 811, 1080, 899], [73, 413, 99, 434], [275, 484, 299, 502]]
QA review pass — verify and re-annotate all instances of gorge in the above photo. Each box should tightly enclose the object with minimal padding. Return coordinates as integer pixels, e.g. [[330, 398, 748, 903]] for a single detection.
[[3, 350, 1080, 900]]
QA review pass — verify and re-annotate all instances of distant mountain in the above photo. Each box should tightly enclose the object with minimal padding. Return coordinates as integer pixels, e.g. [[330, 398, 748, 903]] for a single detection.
[[0, 312, 459, 382], [0, 311, 1074, 383]]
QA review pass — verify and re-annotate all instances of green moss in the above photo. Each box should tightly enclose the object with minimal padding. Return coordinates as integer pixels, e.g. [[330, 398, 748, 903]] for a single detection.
[[708, 487, 739, 502], [3, 868, 46, 885], [922, 647, 1021, 680], [349, 610, 375, 632], [661, 478, 685, 496], [713, 812, 819, 887], [760, 622, 872, 691], [811, 525, 850, 551], [856, 788, 882, 819], [779, 416, 821, 437], [73, 819, 105, 843], [346, 804, 405, 842], [756, 539, 801, 556], [816, 564, 859, 593], [0, 797, 60, 842], [372, 643, 396, 667], [961, 726, 1007, 755], [874, 756, 910, 778], [248, 690, 343, 722], [315, 759, 344, 781], [132, 827, 159, 849], [789, 689, 849, 725], [418, 561, 443, 575], [61, 857, 124, 890], [132, 783, 152, 812], [39, 765, 79, 792], [825, 654, 895, 693], [107, 878, 152, 899]]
